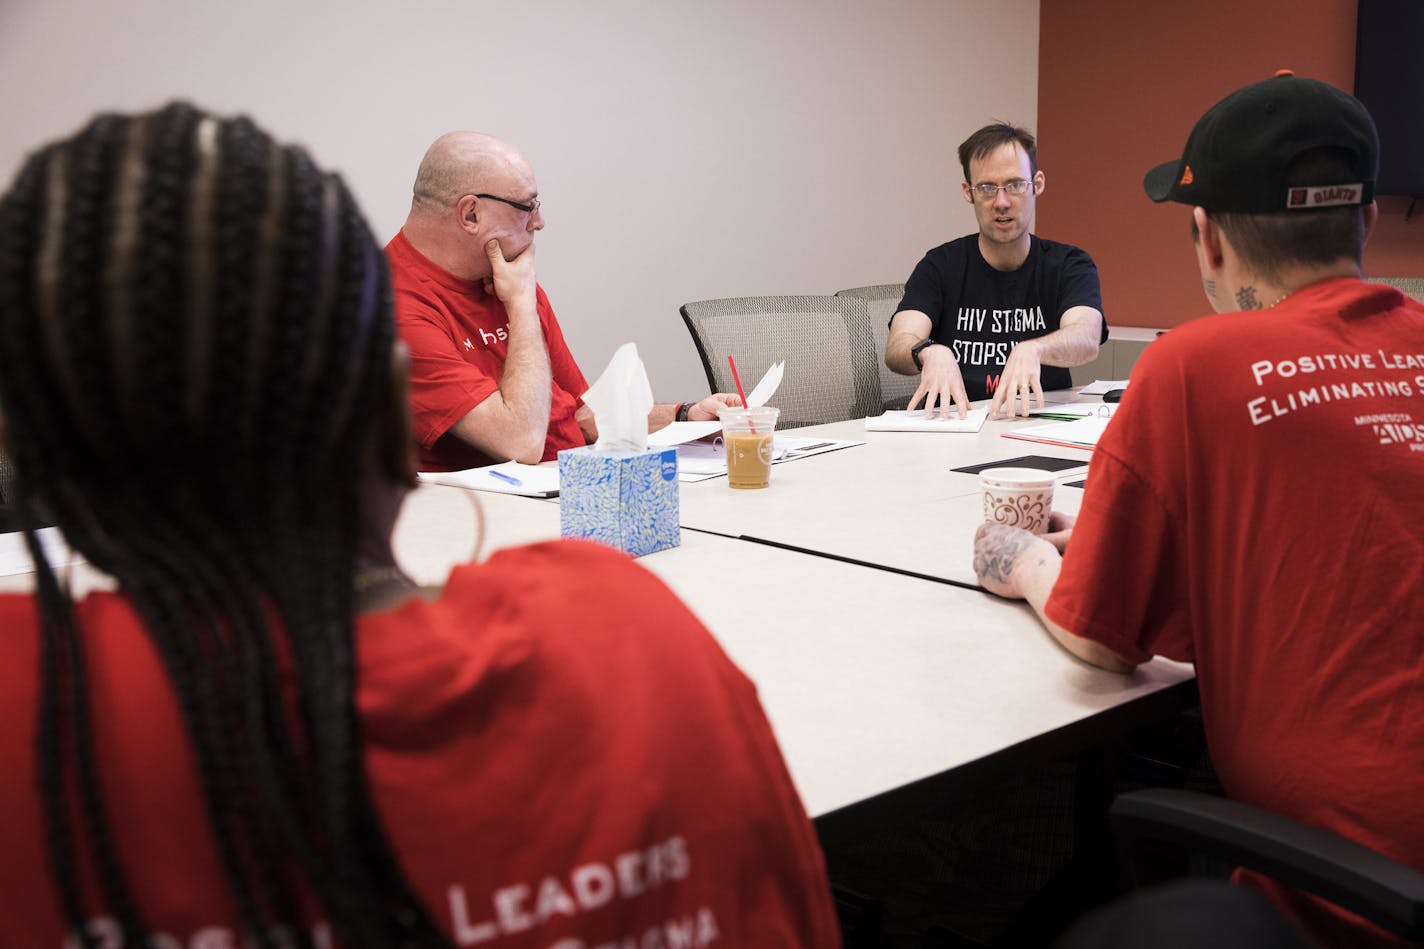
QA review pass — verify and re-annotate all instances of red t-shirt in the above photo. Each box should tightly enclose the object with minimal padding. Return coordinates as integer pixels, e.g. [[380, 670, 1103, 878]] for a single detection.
[[387, 231, 590, 472], [0, 540, 841, 948], [1047, 278, 1424, 947]]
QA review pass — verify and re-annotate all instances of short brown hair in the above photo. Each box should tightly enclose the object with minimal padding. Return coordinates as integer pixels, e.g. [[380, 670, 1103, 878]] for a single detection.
[[958, 123, 1037, 182], [1212, 148, 1367, 281]]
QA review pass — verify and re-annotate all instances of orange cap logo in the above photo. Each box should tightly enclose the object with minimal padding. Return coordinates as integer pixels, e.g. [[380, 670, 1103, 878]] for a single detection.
[[1180, 165, 1194, 186]]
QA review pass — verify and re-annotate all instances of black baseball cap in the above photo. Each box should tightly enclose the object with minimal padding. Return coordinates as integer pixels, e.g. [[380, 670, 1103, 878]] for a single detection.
[[1143, 70, 1379, 213]]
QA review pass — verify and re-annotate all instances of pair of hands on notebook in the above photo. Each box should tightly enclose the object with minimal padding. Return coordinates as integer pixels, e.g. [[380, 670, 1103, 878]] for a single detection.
[[908, 340, 1046, 419]]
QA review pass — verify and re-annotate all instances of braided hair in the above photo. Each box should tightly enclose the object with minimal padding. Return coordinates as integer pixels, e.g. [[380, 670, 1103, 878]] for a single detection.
[[0, 103, 448, 948]]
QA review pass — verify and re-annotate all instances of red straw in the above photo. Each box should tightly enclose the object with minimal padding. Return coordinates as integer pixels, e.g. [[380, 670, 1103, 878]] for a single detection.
[[727, 355, 757, 433]]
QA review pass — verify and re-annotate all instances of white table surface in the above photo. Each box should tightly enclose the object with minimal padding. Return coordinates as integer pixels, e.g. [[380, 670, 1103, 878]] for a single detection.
[[394, 485, 1193, 820], [677, 408, 1096, 587], [0, 400, 1192, 826]]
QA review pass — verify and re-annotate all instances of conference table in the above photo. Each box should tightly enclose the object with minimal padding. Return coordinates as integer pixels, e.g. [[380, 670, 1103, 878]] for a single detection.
[[677, 413, 1095, 589], [0, 393, 1192, 842], [392, 394, 1195, 840]]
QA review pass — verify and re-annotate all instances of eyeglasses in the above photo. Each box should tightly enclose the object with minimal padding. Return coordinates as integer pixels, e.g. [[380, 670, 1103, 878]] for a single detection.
[[970, 179, 1032, 200], [474, 192, 541, 215]]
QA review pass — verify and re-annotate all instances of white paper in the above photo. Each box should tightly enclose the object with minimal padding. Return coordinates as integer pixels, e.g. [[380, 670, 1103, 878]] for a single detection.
[[0, 527, 84, 577], [647, 420, 721, 446], [417, 462, 561, 497], [864, 409, 989, 433], [674, 435, 861, 480], [1027, 403, 1118, 418], [1001, 416, 1113, 449], [1078, 379, 1131, 395], [1014, 388, 1080, 405], [646, 362, 785, 447], [745, 361, 784, 407]]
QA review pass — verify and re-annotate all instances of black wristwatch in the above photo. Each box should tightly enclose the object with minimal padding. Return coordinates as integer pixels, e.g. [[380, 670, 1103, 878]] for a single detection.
[[675, 401, 692, 422], [910, 338, 938, 371]]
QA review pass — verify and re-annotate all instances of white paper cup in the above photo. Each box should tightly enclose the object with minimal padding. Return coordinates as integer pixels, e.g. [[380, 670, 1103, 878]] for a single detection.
[[980, 467, 1056, 534]]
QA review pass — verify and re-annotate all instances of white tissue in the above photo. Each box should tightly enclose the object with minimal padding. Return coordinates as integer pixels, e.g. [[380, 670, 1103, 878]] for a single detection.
[[583, 342, 655, 453]]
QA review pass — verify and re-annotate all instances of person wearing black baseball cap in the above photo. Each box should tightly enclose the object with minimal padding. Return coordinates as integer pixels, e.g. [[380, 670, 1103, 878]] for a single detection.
[[973, 72, 1424, 948], [1143, 69, 1381, 314]]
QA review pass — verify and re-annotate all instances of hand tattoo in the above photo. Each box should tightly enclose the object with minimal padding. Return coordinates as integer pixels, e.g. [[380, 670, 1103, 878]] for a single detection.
[[1236, 286, 1261, 310], [973, 526, 1036, 584]]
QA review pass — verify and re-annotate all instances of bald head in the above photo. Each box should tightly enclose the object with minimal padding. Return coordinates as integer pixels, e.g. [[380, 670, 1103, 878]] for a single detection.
[[401, 131, 543, 280], [410, 132, 529, 213]]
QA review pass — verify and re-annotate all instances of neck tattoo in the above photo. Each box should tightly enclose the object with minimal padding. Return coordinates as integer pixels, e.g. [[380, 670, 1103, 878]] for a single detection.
[[1235, 286, 1292, 311]]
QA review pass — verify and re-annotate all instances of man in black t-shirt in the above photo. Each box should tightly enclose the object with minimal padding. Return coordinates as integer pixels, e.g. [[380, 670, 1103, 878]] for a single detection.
[[885, 123, 1108, 417]]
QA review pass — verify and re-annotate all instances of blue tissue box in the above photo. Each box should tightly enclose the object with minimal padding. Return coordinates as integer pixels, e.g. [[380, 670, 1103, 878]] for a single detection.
[[557, 446, 681, 557]]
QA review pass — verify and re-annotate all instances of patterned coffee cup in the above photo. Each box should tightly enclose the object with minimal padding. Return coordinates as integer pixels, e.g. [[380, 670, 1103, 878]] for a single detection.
[[979, 467, 1056, 535]]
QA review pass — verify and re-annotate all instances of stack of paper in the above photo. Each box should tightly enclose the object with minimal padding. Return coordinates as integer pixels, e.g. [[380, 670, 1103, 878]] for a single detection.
[[1000, 416, 1112, 450], [1078, 380, 1130, 395], [1027, 403, 1118, 421], [865, 408, 989, 433]]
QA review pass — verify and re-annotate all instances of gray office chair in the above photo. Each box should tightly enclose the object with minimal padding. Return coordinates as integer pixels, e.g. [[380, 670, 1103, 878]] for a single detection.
[[1368, 276, 1424, 303], [679, 295, 883, 428], [1112, 788, 1424, 941], [835, 284, 919, 413]]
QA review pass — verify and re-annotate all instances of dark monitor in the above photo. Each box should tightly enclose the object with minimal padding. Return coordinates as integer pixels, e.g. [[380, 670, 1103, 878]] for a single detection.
[[1355, 0, 1424, 196]]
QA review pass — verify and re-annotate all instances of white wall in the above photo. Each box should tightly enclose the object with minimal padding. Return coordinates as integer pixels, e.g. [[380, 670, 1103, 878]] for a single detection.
[[0, 0, 1039, 397]]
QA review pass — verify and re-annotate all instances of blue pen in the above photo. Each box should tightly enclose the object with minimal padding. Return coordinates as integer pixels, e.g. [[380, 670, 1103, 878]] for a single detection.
[[489, 469, 523, 487]]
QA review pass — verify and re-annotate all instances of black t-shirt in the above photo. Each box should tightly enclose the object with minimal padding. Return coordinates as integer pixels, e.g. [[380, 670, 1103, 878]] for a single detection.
[[896, 234, 1107, 401]]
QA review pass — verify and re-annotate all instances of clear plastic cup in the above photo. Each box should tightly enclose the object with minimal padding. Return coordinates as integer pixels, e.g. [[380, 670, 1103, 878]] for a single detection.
[[718, 406, 780, 489]]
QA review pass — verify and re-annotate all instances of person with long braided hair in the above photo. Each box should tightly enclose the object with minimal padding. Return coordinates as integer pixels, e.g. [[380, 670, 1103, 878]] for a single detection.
[[0, 104, 840, 948]]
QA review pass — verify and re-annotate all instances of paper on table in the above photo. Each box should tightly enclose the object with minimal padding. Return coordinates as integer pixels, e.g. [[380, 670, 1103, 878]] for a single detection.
[[647, 361, 786, 447], [1000, 416, 1112, 450], [1078, 379, 1131, 395], [0, 526, 84, 577], [1028, 403, 1118, 418], [865, 408, 989, 433], [674, 434, 861, 479], [1003, 388, 1079, 405], [648, 420, 720, 446], [417, 462, 560, 497]]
